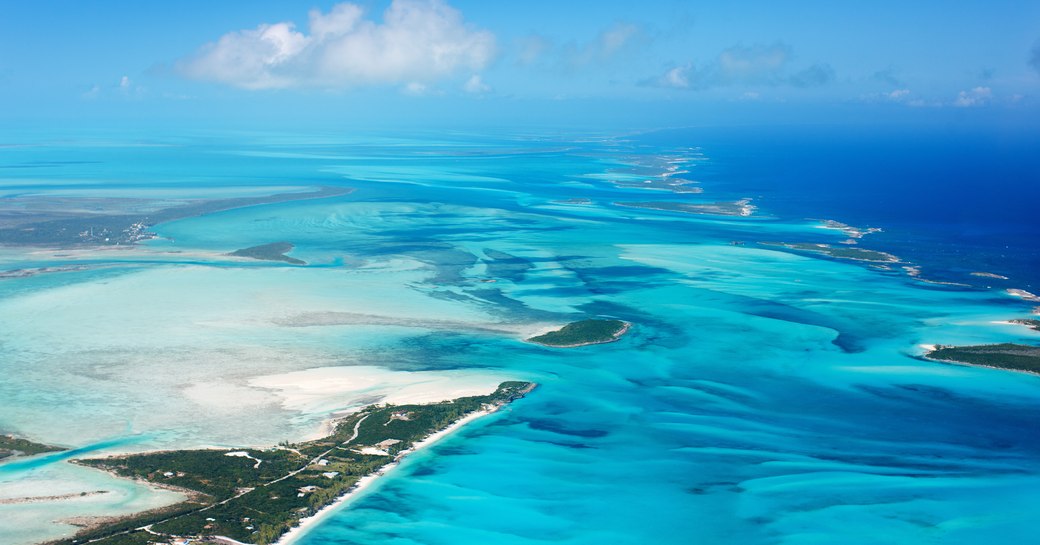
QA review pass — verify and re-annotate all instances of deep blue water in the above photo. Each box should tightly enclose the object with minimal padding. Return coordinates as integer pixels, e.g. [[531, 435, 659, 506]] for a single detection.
[[638, 125, 1040, 289]]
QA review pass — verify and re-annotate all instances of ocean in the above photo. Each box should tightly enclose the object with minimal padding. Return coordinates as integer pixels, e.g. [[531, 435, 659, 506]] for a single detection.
[[0, 124, 1037, 545]]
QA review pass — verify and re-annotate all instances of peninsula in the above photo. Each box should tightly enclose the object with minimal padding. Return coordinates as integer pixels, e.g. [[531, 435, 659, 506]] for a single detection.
[[924, 343, 1040, 375], [55, 382, 535, 545], [0, 187, 352, 248], [0, 434, 64, 461], [528, 319, 630, 348]]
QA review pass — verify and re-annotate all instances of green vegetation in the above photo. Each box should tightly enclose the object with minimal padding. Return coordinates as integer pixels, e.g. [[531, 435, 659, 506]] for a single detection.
[[528, 319, 629, 347], [759, 241, 899, 263], [59, 381, 535, 545], [0, 434, 64, 461], [1009, 319, 1040, 332], [926, 343, 1040, 374], [229, 242, 305, 265]]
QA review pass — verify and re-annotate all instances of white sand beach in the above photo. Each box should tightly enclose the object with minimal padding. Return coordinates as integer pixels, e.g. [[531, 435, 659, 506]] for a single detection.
[[273, 407, 498, 545]]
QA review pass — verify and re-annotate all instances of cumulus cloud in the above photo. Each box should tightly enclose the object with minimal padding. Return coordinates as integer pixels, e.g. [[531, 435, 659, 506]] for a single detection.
[[887, 88, 911, 100], [462, 74, 491, 94], [177, 0, 495, 90], [404, 82, 429, 95], [661, 64, 694, 88], [644, 43, 833, 90], [953, 86, 992, 107]]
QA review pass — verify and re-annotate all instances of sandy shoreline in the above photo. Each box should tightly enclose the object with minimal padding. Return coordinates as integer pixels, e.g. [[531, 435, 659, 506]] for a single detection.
[[273, 407, 497, 545], [919, 344, 1040, 377], [922, 354, 1040, 377]]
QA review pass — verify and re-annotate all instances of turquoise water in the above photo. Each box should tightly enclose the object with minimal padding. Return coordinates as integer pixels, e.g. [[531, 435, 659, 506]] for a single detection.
[[0, 128, 1038, 544]]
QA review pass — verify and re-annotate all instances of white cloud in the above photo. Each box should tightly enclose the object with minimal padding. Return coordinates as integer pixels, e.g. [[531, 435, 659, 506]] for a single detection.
[[178, 0, 496, 90], [308, 3, 364, 40], [887, 88, 910, 100], [463, 74, 490, 94], [654, 64, 691, 89], [404, 81, 429, 95], [953, 86, 992, 107]]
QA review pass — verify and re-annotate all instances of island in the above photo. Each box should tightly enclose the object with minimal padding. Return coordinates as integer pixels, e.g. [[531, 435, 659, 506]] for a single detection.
[[924, 344, 1040, 375], [1007, 289, 1040, 303], [971, 271, 1009, 280], [758, 241, 900, 263], [55, 382, 535, 545], [0, 434, 64, 461], [228, 242, 306, 265], [1009, 319, 1040, 332], [614, 199, 754, 217], [815, 219, 882, 240], [611, 178, 703, 194], [527, 319, 630, 348]]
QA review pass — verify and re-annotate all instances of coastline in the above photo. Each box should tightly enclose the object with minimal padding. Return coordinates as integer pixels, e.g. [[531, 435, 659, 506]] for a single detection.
[[919, 344, 1040, 377], [922, 354, 1040, 377], [49, 382, 535, 545], [273, 407, 498, 545]]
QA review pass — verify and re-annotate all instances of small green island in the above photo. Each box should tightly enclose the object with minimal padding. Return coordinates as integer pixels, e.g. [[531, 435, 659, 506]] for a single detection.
[[0, 434, 64, 461], [228, 242, 305, 265], [759, 241, 900, 263], [56, 382, 535, 545], [924, 343, 1040, 375], [528, 319, 630, 348], [1009, 319, 1040, 332]]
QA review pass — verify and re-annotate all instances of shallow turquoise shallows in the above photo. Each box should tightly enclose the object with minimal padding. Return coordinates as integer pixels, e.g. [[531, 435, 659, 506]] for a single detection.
[[0, 127, 1037, 545]]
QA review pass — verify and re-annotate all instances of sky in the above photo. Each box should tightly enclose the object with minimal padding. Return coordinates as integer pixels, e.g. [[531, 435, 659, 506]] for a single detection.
[[1, 0, 1039, 129]]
